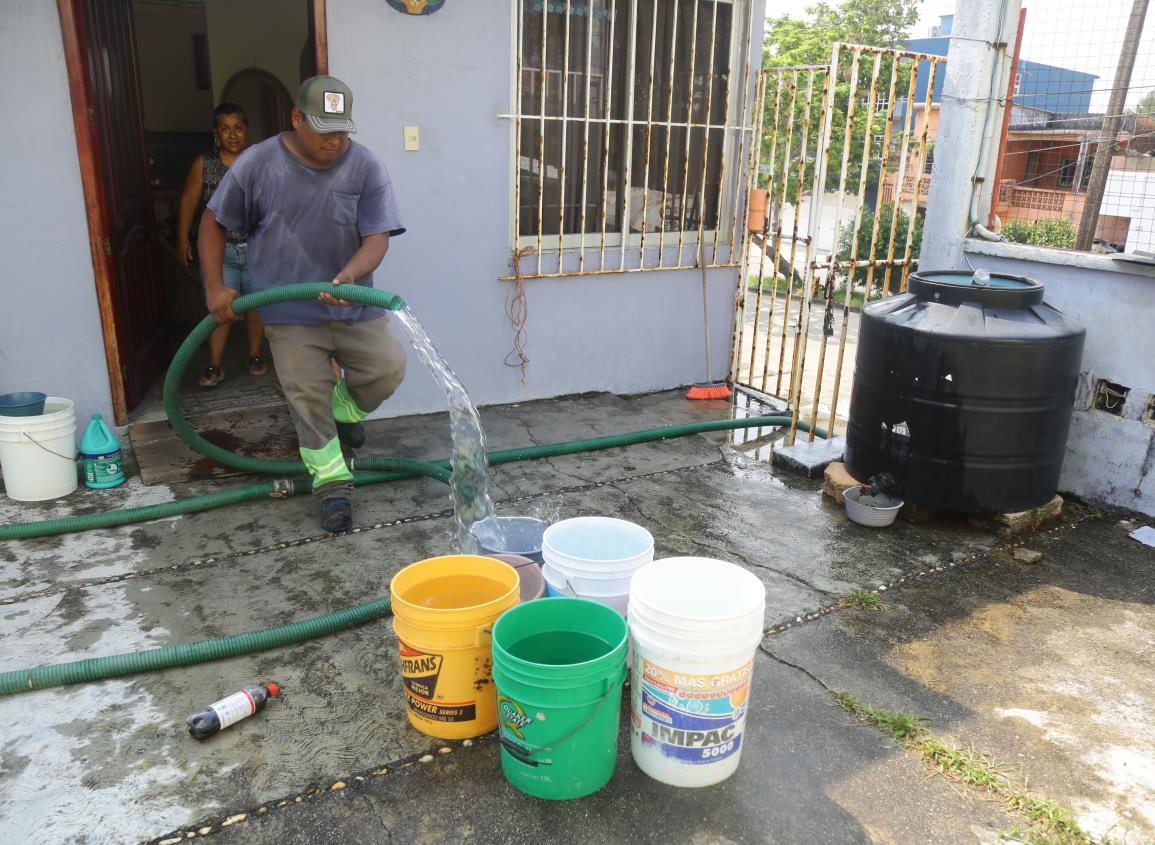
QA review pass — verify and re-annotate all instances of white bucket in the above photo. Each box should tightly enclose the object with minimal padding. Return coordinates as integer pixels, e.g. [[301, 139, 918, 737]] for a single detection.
[[628, 556, 766, 788], [541, 563, 629, 614], [541, 517, 654, 609], [0, 398, 78, 502]]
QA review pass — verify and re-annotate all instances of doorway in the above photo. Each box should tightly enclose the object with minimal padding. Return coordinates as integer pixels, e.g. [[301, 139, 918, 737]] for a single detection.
[[58, 0, 328, 424]]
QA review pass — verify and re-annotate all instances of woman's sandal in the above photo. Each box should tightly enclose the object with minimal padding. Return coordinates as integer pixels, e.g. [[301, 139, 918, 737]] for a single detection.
[[248, 356, 269, 377], [198, 366, 226, 388]]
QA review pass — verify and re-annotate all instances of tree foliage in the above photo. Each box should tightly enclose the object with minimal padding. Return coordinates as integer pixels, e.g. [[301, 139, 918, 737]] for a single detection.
[[1129, 90, 1155, 115], [759, 0, 921, 203], [764, 0, 920, 68], [836, 203, 923, 291]]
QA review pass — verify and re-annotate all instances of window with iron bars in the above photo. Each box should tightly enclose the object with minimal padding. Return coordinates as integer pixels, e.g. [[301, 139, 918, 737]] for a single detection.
[[512, 0, 749, 276]]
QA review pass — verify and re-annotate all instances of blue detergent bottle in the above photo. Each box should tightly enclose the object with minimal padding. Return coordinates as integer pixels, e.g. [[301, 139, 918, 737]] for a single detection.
[[80, 414, 126, 489]]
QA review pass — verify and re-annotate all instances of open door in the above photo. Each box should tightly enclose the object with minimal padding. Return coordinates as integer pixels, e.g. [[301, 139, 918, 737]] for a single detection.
[[59, 0, 165, 420], [57, 0, 329, 424]]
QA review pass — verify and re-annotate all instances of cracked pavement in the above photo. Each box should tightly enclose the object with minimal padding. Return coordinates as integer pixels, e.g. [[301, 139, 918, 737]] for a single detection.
[[1, 391, 1152, 844]]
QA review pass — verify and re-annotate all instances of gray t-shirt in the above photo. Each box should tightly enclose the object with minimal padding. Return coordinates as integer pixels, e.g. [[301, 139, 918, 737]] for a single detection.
[[207, 136, 405, 325]]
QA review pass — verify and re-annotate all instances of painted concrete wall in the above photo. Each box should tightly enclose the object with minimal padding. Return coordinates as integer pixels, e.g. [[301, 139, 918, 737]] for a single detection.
[[1, 0, 757, 453], [204, 0, 308, 104], [0, 2, 112, 426], [132, 0, 213, 132], [329, 0, 757, 417], [964, 241, 1155, 516], [1102, 165, 1155, 253]]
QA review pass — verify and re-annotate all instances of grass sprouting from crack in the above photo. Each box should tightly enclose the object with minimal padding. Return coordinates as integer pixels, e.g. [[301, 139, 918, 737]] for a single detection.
[[834, 692, 1103, 844], [841, 590, 883, 611]]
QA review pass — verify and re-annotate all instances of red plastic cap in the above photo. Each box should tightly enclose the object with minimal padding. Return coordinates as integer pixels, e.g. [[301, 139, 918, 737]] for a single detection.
[[265, 682, 281, 697]]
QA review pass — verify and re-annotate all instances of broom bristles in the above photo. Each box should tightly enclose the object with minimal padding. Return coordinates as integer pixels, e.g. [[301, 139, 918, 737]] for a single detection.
[[686, 382, 732, 400]]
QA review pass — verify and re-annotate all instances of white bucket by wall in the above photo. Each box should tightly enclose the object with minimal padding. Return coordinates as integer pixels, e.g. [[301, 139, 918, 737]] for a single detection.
[[628, 557, 766, 788], [541, 517, 654, 612], [0, 398, 78, 502]]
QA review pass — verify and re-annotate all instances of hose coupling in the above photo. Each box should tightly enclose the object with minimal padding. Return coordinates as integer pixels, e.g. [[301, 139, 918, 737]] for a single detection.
[[270, 479, 295, 498]]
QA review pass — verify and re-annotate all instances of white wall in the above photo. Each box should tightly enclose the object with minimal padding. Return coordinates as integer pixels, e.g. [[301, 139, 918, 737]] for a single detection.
[[1102, 166, 1155, 253], [0, 1, 113, 427], [132, 1, 214, 132], [329, 0, 758, 416], [0, 0, 759, 450], [964, 240, 1155, 516], [204, 0, 308, 103]]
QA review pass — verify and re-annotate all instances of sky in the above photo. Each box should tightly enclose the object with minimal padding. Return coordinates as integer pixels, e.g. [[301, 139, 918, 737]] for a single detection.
[[762, 0, 1155, 112]]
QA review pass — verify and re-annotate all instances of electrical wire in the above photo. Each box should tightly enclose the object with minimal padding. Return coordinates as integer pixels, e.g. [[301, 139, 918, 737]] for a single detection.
[[505, 246, 533, 384]]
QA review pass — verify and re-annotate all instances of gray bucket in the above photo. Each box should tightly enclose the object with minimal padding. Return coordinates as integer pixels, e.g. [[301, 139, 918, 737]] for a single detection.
[[470, 516, 548, 564], [484, 554, 546, 602]]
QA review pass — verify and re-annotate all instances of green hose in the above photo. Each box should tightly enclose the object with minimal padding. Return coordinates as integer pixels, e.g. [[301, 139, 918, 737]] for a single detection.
[[0, 283, 826, 694], [164, 283, 413, 476], [0, 416, 820, 541], [0, 597, 392, 694]]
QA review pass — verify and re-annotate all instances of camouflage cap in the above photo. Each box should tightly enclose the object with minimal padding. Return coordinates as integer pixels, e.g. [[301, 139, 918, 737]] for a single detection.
[[296, 76, 356, 134]]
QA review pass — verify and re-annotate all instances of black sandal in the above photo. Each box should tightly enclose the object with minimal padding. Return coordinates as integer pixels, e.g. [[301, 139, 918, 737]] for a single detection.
[[248, 356, 269, 377], [198, 366, 226, 387]]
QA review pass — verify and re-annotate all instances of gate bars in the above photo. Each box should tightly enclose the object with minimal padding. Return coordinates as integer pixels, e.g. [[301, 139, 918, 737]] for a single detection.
[[730, 43, 943, 443]]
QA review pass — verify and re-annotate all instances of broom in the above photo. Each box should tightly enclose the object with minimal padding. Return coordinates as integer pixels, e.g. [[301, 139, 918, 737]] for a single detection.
[[687, 217, 732, 400]]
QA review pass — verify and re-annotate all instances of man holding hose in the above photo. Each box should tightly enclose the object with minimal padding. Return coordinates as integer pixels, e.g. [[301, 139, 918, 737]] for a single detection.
[[199, 76, 408, 534]]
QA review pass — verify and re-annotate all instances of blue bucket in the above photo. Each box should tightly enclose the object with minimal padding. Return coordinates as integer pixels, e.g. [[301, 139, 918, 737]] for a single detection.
[[0, 392, 47, 417]]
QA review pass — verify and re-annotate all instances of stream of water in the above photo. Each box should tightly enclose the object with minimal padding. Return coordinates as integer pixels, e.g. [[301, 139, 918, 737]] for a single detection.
[[393, 305, 502, 553]]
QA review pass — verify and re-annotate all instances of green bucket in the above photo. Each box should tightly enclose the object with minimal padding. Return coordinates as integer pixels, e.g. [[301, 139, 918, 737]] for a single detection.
[[491, 597, 628, 800]]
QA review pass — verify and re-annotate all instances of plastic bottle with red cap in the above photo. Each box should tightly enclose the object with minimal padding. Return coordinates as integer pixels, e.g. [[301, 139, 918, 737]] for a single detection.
[[186, 682, 281, 740]]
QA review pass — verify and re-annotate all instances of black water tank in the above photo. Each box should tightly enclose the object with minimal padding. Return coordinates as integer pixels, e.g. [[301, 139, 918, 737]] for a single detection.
[[845, 270, 1085, 513]]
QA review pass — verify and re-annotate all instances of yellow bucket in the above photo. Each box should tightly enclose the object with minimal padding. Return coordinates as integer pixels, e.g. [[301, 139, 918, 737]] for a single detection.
[[390, 555, 520, 739]]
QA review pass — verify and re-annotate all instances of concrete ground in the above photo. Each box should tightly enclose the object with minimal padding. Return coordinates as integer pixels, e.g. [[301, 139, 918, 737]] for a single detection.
[[1, 391, 1152, 844]]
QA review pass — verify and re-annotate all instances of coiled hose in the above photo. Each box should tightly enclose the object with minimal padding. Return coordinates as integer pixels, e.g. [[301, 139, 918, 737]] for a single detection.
[[0, 283, 824, 695]]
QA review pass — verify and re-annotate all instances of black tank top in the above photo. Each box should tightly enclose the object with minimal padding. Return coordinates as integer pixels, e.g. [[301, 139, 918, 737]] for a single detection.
[[201, 148, 246, 246]]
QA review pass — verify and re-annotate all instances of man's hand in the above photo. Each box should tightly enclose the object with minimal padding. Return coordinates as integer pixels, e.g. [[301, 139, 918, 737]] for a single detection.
[[207, 284, 239, 324], [177, 237, 193, 266], [320, 235, 389, 307], [319, 273, 356, 307]]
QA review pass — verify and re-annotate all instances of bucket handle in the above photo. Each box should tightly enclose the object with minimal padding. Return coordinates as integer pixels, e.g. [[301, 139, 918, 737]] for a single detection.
[[500, 668, 624, 760], [20, 431, 77, 463], [548, 574, 577, 597]]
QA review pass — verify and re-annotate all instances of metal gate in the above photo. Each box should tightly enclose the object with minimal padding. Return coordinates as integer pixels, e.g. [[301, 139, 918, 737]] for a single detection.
[[730, 43, 944, 443]]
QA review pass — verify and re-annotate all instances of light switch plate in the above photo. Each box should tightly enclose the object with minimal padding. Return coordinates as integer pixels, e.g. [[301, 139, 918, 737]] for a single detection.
[[403, 125, 420, 151]]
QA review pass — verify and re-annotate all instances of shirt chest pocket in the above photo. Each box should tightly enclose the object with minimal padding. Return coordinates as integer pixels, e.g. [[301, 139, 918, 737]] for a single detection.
[[327, 191, 360, 226]]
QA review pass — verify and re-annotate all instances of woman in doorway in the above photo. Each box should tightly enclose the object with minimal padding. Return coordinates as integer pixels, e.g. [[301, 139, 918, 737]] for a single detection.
[[176, 102, 268, 387]]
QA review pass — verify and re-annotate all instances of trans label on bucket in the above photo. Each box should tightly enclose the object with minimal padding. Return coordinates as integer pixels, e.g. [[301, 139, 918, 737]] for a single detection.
[[637, 657, 753, 765], [399, 642, 476, 723]]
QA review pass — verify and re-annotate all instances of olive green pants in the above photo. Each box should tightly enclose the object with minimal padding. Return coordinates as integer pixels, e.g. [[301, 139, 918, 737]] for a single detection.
[[265, 317, 407, 498]]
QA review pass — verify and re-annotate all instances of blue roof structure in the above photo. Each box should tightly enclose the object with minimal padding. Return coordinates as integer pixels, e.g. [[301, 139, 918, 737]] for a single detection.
[[902, 33, 1098, 114]]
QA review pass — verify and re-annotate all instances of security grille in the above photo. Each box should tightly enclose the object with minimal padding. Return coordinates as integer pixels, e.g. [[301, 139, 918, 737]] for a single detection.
[[506, 0, 759, 278]]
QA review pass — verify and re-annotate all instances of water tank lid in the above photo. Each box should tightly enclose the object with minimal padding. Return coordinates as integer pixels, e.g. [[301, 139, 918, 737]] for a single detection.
[[909, 270, 1044, 306]]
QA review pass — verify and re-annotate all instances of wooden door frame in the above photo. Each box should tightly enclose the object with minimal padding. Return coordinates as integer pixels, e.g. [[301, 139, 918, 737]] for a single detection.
[[57, 0, 329, 424]]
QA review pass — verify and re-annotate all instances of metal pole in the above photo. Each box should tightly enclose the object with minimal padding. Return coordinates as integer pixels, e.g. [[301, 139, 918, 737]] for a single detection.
[[597, 0, 619, 272], [987, 7, 1026, 229], [577, 0, 597, 273], [786, 47, 837, 445], [1075, 0, 1149, 251]]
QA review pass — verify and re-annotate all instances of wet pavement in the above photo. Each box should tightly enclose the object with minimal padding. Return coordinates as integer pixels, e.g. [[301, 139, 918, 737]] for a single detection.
[[1, 391, 1152, 844]]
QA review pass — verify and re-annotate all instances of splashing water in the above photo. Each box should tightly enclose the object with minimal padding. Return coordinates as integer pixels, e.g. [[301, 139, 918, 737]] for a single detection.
[[393, 305, 502, 552]]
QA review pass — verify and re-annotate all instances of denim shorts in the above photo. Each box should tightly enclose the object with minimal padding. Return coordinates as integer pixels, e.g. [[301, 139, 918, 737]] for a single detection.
[[220, 243, 251, 294]]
